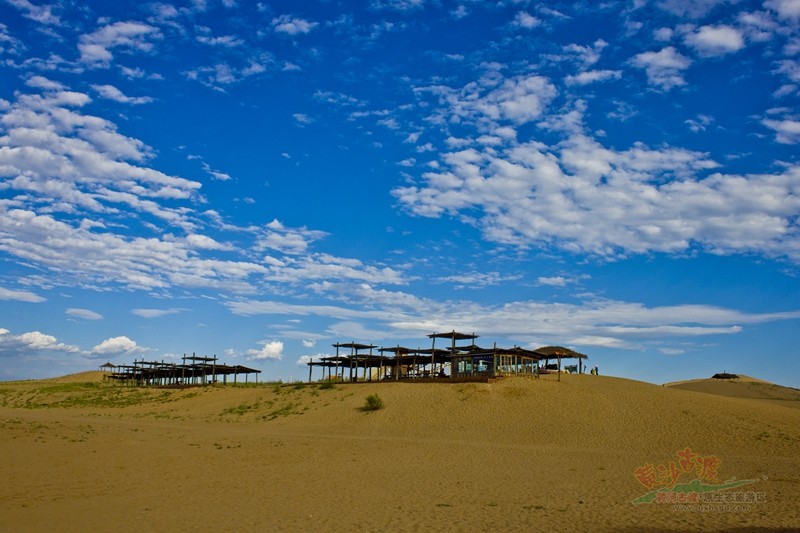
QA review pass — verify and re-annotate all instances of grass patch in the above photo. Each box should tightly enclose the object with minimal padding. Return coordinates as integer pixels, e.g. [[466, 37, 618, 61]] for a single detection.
[[263, 401, 301, 421], [362, 393, 384, 411], [4, 382, 181, 410], [222, 399, 261, 416]]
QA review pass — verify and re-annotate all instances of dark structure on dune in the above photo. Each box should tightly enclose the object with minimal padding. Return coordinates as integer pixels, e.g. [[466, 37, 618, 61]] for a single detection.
[[305, 330, 588, 383], [104, 353, 261, 386]]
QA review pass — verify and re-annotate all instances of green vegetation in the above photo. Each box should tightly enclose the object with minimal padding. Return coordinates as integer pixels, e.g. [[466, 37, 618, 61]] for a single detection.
[[263, 401, 301, 420], [222, 399, 262, 416], [7, 382, 178, 409], [363, 393, 384, 411]]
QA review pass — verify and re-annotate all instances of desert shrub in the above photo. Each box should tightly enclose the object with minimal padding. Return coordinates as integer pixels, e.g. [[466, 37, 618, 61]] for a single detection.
[[319, 381, 335, 390], [363, 393, 384, 411]]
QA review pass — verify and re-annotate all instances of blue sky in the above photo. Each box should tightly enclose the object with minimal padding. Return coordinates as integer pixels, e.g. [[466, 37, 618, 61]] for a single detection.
[[1, 0, 799, 386]]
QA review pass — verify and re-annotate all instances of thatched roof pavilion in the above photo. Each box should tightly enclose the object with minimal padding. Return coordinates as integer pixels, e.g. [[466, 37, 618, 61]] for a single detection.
[[534, 346, 588, 359], [535, 346, 588, 376]]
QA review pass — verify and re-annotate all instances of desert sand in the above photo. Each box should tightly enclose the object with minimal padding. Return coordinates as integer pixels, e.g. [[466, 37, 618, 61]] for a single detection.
[[1, 372, 799, 532]]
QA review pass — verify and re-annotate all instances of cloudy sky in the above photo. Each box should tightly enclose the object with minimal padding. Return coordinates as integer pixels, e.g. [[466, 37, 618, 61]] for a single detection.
[[1, 0, 799, 386]]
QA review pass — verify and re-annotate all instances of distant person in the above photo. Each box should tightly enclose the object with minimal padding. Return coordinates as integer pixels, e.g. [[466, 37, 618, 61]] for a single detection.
[[594, 365, 599, 375]]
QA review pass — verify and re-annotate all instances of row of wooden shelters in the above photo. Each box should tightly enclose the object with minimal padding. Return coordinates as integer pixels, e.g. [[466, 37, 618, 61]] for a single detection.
[[305, 331, 588, 383], [105, 353, 261, 386]]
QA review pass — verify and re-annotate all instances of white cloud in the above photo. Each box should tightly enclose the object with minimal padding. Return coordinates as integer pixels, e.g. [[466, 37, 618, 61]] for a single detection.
[[247, 340, 284, 360], [78, 21, 160, 67], [766, 0, 800, 19], [302, 339, 316, 348], [131, 308, 185, 318], [184, 53, 274, 87], [186, 234, 232, 250], [512, 12, 541, 29], [0, 84, 407, 296], [538, 276, 566, 286], [393, 98, 800, 263], [296, 354, 314, 366], [0, 88, 291, 294], [0, 287, 46, 302], [685, 114, 714, 133], [293, 113, 314, 126], [437, 271, 522, 288], [654, 27, 673, 42], [424, 72, 558, 129], [196, 34, 244, 47], [565, 70, 622, 86], [20, 331, 76, 350], [659, 347, 687, 355], [255, 219, 328, 255], [272, 15, 318, 35], [685, 25, 745, 57], [0, 328, 79, 355], [189, 156, 232, 181], [630, 47, 691, 90], [66, 308, 103, 320], [6, 0, 60, 25], [0, 208, 269, 293], [25, 76, 64, 91], [656, 0, 728, 18], [224, 292, 800, 351], [0, 89, 201, 219], [762, 117, 800, 144], [370, 0, 427, 11], [562, 40, 608, 68], [92, 84, 154, 105], [91, 335, 139, 355]]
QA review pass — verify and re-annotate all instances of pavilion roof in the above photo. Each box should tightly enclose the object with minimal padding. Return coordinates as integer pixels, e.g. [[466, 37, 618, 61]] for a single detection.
[[534, 346, 588, 359], [427, 330, 478, 340], [332, 342, 377, 350], [379, 346, 412, 355]]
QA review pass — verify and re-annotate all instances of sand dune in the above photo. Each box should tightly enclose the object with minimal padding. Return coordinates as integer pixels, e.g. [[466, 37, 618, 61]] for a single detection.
[[1, 373, 798, 532], [665, 375, 800, 408]]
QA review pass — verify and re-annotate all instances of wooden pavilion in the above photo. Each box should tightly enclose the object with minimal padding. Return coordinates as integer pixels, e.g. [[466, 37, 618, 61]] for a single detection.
[[449, 344, 542, 379], [536, 346, 589, 376], [305, 331, 587, 383], [106, 353, 261, 386]]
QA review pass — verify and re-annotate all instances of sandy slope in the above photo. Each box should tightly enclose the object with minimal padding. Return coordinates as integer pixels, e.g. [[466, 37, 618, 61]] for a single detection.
[[665, 375, 800, 408], [1, 374, 798, 532]]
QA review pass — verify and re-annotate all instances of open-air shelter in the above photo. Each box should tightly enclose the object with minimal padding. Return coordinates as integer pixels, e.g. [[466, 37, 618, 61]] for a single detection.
[[535, 346, 589, 377]]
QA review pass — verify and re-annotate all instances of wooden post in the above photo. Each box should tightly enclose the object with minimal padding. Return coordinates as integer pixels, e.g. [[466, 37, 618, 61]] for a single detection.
[[557, 354, 561, 382], [334, 344, 340, 382]]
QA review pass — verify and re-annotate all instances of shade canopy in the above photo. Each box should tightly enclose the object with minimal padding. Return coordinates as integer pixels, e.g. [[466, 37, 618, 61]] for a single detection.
[[534, 346, 588, 359]]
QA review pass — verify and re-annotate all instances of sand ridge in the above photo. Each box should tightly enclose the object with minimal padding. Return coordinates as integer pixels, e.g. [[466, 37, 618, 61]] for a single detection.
[[664, 375, 800, 408], [1, 373, 798, 532]]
